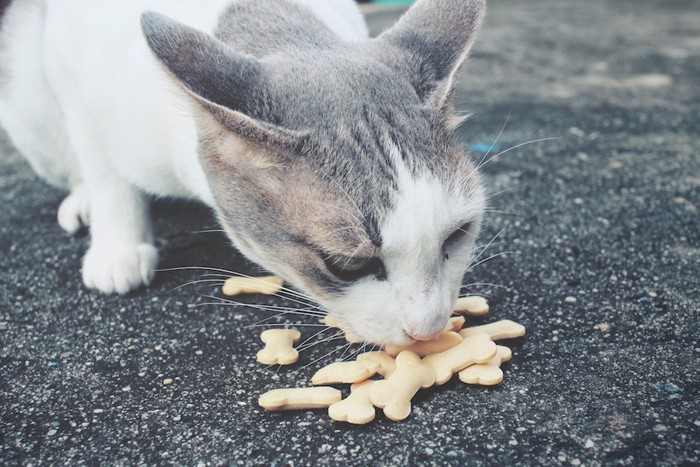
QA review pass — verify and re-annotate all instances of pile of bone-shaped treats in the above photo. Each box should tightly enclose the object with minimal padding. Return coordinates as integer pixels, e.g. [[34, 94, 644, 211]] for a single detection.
[[222, 276, 526, 425]]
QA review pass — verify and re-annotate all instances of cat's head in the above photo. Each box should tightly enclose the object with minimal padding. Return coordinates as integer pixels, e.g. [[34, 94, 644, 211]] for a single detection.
[[143, 0, 486, 346]]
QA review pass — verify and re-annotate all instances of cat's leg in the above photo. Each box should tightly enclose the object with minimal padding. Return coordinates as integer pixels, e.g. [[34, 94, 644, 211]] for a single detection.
[[0, 0, 88, 235], [64, 117, 159, 294], [57, 183, 90, 234]]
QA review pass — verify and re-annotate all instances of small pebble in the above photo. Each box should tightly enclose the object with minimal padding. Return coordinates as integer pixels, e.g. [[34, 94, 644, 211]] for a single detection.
[[424, 448, 434, 456], [163, 378, 174, 385], [509, 439, 518, 446], [47, 429, 57, 436], [652, 382, 682, 395], [596, 323, 611, 332], [571, 459, 581, 466], [93, 409, 104, 414], [564, 296, 577, 303], [585, 439, 594, 448]]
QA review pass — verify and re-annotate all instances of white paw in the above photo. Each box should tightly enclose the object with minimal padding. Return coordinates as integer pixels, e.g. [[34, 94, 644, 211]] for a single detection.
[[82, 243, 159, 294], [57, 185, 90, 234]]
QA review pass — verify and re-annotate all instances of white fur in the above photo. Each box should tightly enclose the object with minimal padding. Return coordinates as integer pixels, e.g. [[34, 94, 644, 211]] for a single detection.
[[320, 145, 485, 345], [0, 0, 367, 293]]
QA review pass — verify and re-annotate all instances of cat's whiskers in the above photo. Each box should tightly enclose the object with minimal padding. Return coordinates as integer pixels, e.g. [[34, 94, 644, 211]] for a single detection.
[[169, 278, 225, 292], [467, 251, 512, 274], [245, 323, 330, 329], [460, 282, 509, 291], [484, 184, 525, 203], [477, 136, 561, 171], [477, 108, 512, 168], [297, 340, 354, 373], [246, 309, 321, 327], [160, 265, 325, 310], [197, 294, 326, 318], [296, 326, 336, 351], [296, 330, 346, 354]]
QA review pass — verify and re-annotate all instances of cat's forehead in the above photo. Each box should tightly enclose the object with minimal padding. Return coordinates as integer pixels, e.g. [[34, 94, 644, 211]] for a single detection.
[[251, 51, 479, 254]]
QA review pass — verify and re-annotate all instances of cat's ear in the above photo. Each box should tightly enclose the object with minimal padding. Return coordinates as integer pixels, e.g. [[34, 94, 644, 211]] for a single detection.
[[141, 12, 304, 151], [376, 0, 485, 111]]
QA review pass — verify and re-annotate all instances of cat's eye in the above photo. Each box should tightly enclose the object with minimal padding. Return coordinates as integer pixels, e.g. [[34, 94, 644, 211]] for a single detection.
[[443, 222, 473, 259], [323, 254, 386, 282]]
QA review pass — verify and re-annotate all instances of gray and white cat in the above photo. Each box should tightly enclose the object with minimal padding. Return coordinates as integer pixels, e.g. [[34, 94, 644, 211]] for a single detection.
[[0, 0, 486, 346]]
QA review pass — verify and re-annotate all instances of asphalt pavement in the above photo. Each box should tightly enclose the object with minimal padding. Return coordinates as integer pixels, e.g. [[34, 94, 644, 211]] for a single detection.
[[1, 1, 699, 465]]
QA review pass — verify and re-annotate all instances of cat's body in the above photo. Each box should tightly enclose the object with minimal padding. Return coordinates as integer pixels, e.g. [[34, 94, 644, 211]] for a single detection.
[[0, 0, 487, 346]]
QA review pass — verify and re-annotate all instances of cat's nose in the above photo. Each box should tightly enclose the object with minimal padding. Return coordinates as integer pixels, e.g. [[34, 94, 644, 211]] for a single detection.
[[403, 314, 447, 341], [405, 328, 445, 341]]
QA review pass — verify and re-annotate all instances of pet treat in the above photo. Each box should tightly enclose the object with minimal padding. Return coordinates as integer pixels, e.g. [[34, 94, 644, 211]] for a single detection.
[[458, 345, 512, 385], [222, 275, 284, 296], [459, 320, 526, 341], [356, 351, 396, 378], [323, 315, 342, 328], [446, 315, 466, 332], [312, 360, 380, 385], [385, 331, 463, 357], [258, 387, 342, 410], [323, 314, 362, 344], [369, 351, 435, 421], [423, 332, 497, 385], [257, 329, 301, 365], [328, 380, 376, 425], [453, 295, 490, 316]]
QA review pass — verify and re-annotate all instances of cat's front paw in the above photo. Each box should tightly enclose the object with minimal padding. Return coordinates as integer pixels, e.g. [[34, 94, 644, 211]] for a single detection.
[[57, 185, 90, 234], [82, 243, 159, 294]]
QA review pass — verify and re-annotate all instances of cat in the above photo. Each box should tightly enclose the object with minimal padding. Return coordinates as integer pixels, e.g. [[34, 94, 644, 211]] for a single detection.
[[0, 0, 486, 346]]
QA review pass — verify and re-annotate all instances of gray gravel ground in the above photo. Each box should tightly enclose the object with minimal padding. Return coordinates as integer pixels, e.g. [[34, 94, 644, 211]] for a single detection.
[[1, 0, 699, 465]]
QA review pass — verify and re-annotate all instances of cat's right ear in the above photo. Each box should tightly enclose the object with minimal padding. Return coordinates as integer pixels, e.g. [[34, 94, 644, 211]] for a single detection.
[[141, 12, 305, 152]]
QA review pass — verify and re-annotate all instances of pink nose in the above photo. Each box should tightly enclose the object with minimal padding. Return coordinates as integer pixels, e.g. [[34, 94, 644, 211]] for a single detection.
[[405, 328, 444, 341]]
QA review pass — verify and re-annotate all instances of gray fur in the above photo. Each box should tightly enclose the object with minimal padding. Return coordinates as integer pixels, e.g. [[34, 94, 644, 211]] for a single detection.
[[0, 0, 14, 89], [142, 0, 485, 295]]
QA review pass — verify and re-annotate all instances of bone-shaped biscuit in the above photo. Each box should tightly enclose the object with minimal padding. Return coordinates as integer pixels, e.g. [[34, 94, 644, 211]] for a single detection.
[[385, 331, 463, 357], [453, 296, 490, 316], [323, 315, 362, 344], [222, 275, 284, 296], [258, 387, 341, 410], [356, 351, 396, 378], [256, 329, 301, 365], [458, 345, 512, 385], [446, 316, 466, 333], [311, 359, 380, 385], [459, 320, 526, 341], [328, 380, 376, 425], [369, 351, 435, 421], [422, 332, 497, 385]]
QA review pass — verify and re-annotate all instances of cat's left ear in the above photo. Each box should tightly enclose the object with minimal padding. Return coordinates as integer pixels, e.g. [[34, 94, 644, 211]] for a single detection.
[[375, 0, 486, 112], [141, 12, 305, 153]]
